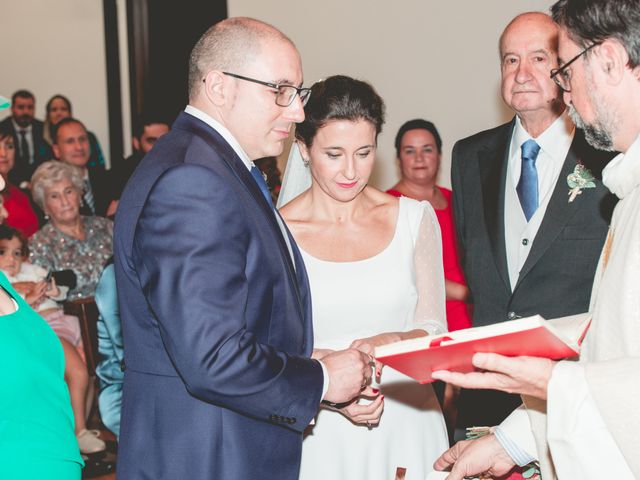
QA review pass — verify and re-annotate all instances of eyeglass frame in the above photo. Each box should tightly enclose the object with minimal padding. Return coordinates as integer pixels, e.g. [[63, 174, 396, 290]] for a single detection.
[[201, 72, 311, 107], [550, 42, 601, 93]]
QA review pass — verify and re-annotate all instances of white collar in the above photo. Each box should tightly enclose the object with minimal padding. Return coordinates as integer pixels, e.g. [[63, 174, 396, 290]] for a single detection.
[[12, 119, 32, 134], [602, 134, 640, 199], [513, 113, 574, 160], [184, 105, 252, 171]]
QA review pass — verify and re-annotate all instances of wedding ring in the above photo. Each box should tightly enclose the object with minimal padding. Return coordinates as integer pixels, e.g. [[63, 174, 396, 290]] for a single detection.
[[366, 421, 373, 430], [367, 354, 375, 367]]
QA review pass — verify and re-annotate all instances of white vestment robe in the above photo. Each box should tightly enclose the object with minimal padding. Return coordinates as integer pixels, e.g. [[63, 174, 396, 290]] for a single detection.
[[504, 135, 640, 479]]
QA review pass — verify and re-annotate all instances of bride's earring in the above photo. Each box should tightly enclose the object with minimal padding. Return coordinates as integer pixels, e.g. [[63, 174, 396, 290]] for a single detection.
[[303, 157, 310, 167]]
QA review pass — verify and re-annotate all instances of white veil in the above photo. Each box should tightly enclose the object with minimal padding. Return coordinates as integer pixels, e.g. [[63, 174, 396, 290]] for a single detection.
[[276, 140, 312, 208]]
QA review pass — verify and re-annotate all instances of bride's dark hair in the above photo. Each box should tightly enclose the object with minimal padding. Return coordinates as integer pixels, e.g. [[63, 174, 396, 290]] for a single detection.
[[295, 75, 385, 147]]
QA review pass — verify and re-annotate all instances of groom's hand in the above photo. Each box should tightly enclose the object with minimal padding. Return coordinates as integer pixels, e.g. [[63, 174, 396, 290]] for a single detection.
[[321, 349, 373, 404]]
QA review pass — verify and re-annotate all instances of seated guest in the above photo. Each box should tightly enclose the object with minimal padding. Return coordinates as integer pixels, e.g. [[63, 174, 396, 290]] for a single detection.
[[105, 115, 169, 216], [0, 124, 39, 237], [387, 119, 471, 331], [29, 161, 113, 300], [0, 225, 105, 454], [0, 171, 83, 478], [94, 261, 123, 439], [0, 89, 52, 187], [43, 94, 106, 169], [52, 118, 110, 216]]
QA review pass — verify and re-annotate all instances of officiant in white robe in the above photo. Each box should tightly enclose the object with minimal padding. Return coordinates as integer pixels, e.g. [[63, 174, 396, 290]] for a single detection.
[[431, 1, 640, 479]]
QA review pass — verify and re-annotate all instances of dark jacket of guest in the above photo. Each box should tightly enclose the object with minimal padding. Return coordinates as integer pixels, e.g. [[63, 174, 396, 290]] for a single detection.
[[79, 166, 111, 217], [0, 117, 52, 186]]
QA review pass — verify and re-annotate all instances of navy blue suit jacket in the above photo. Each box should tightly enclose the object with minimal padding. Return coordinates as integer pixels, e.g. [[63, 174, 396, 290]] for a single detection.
[[114, 112, 323, 479]]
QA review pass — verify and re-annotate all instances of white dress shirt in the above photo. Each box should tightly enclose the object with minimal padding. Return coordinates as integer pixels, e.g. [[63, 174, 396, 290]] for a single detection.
[[504, 114, 574, 291], [12, 119, 35, 164]]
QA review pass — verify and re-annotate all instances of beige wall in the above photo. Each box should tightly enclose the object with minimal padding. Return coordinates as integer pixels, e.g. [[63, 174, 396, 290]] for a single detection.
[[0, 0, 111, 165], [229, 0, 556, 189], [0, 1, 558, 180]]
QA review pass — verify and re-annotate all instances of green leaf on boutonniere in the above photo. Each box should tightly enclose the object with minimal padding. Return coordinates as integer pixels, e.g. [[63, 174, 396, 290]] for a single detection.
[[522, 462, 541, 478], [567, 164, 596, 202]]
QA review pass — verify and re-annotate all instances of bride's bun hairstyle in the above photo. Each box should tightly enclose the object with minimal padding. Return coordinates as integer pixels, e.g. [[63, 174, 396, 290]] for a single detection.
[[295, 75, 385, 147]]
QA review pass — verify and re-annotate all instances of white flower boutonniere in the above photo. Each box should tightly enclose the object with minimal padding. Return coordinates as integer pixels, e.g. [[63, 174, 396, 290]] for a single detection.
[[567, 164, 596, 202]]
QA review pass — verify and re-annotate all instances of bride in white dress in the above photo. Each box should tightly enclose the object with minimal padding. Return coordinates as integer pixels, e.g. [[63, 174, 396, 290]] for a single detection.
[[279, 75, 449, 480]]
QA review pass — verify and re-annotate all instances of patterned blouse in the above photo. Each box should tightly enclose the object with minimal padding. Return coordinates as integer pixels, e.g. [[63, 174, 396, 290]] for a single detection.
[[29, 216, 113, 300]]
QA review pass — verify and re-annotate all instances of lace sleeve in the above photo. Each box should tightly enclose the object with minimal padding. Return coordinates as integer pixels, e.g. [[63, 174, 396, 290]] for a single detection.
[[413, 203, 448, 335]]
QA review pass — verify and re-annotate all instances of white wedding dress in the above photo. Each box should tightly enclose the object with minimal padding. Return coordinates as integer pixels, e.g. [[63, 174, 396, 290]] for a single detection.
[[298, 196, 450, 480]]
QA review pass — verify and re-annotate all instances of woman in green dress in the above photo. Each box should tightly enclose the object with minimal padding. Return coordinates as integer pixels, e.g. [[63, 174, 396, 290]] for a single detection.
[[0, 164, 83, 478]]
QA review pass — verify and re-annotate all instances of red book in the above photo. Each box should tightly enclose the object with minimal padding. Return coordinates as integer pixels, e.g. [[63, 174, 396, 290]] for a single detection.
[[375, 313, 591, 384]]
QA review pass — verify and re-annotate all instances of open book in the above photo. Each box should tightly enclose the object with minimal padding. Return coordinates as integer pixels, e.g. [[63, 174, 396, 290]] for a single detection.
[[375, 313, 591, 384]]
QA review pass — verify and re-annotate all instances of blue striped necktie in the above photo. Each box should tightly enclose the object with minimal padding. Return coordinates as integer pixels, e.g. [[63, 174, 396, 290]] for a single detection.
[[250, 165, 273, 207], [516, 139, 541, 222], [84, 178, 96, 214]]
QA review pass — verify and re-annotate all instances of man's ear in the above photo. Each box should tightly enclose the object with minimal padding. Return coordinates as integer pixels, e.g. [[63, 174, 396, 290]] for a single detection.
[[132, 137, 140, 151], [202, 70, 228, 107], [52, 144, 60, 160], [597, 38, 629, 86]]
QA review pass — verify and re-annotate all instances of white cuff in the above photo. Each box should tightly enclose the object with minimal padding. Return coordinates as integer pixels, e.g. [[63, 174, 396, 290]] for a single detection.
[[493, 426, 536, 467], [499, 404, 539, 462], [318, 359, 329, 399]]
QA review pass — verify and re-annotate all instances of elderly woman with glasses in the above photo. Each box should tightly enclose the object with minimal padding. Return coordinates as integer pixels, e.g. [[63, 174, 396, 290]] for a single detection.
[[29, 160, 112, 300]]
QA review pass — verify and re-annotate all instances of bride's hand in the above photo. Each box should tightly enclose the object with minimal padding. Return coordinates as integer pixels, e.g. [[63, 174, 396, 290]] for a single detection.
[[350, 333, 403, 378], [330, 386, 384, 427], [311, 348, 334, 360], [350, 329, 428, 379], [350, 333, 404, 353]]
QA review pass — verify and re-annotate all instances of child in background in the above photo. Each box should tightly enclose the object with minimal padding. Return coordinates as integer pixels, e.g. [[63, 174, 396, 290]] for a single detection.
[[0, 225, 105, 454]]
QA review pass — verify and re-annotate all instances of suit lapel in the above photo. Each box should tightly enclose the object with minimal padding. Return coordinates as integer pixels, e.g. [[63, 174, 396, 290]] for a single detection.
[[515, 135, 583, 286], [479, 120, 514, 292], [175, 113, 304, 315]]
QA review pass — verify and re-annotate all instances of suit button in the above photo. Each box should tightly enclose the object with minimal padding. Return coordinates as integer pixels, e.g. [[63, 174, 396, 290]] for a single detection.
[[120, 360, 126, 372], [507, 311, 517, 320], [522, 238, 529, 246]]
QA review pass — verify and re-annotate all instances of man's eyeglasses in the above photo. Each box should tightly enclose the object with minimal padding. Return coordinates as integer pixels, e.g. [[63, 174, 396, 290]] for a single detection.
[[221, 72, 312, 107], [550, 42, 601, 93]]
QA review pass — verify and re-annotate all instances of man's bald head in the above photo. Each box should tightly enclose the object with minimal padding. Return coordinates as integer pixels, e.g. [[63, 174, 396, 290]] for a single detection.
[[499, 12, 559, 58], [188, 17, 296, 100]]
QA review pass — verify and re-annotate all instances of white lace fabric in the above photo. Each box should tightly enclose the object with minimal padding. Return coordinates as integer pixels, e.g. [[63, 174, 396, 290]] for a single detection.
[[412, 204, 447, 336]]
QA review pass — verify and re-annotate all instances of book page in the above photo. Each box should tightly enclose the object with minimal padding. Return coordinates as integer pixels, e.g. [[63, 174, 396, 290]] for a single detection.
[[375, 316, 546, 357], [545, 312, 591, 348]]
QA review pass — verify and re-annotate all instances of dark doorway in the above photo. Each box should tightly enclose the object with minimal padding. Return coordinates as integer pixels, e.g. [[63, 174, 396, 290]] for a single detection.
[[128, 0, 228, 125]]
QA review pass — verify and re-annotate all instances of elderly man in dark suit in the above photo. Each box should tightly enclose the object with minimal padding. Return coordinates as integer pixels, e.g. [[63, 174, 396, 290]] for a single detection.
[[114, 17, 373, 480], [450, 12, 615, 432], [0, 90, 52, 187]]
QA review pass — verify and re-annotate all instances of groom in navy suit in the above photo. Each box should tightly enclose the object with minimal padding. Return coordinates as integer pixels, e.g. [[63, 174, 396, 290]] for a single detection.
[[114, 17, 371, 479]]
